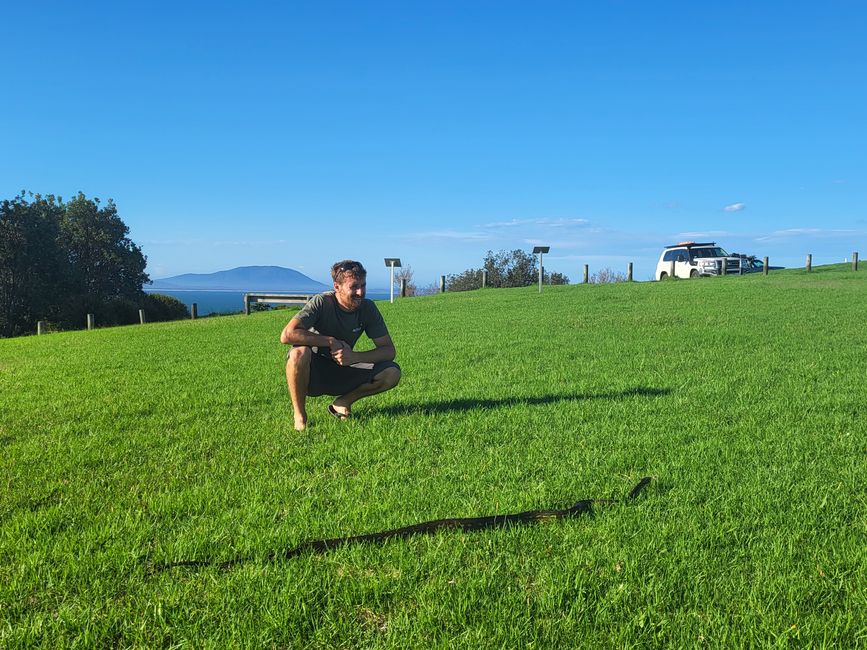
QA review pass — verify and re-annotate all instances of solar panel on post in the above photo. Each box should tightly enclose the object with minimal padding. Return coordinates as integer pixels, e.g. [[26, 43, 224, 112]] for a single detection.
[[384, 258, 401, 303], [532, 246, 550, 293]]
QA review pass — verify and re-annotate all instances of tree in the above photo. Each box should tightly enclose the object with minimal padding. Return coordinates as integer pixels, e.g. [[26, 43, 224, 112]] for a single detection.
[[142, 293, 190, 321], [0, 193, 65, 337], [590, 267, 627, 284], [416, 281, 442, 296], [0, 191, 152, 336], [483, 249, 537, 288], [393, 265, 417, 297], [447, 249, 569, 292], [60, 193, 149, 326], [445, 267, 484, 292]]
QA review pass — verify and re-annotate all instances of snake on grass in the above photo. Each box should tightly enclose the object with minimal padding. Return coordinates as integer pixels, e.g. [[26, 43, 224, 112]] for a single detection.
[[147, 477, 652, 572]]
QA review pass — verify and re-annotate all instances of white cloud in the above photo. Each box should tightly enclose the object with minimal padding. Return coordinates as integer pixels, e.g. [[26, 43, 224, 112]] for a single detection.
[[724, 202, 746, 212], [400, 230, 492, 243], [523, 238, 585, 249], [481, 217, 589, 229], [755, 228, 864, 242], [480, 219, 525, 228]]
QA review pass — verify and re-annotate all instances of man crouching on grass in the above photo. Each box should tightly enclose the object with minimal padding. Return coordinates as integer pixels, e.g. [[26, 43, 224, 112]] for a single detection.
[[280, 260, 401, 431]]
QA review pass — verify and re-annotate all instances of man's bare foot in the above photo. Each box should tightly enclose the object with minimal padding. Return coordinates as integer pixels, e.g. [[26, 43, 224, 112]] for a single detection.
[[294, 415, 307, 431]]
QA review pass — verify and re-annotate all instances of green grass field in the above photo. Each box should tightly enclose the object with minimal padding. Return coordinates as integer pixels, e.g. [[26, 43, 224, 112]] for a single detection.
[[2, 265, 865, 647]]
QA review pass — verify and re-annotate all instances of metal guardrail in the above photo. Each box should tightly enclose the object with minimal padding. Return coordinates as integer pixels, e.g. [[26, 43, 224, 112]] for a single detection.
[[243, 293, 313, 315]]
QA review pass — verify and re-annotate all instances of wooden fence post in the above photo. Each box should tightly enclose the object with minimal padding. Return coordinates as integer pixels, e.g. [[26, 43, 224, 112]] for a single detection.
[[627, 262, 633, 282], [806, 254, 812, 272], [853, 252, 859, 271], [481, 269, 487, 289], [139, 309, 146, 324], [669, 260, 675, 278], [721, 259, 727, 276], [440, 276, 446, 293], [400, 278, 407, 297], [37, 321, 45, 335], [763, 257, 769, 276], [87, 314, 95, 330], [583, 264, 589, 284], [191, 303, 198, 319], [244, 294, 251, 315]]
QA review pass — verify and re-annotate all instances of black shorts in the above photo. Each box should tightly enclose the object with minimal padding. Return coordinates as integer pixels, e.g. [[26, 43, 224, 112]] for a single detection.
[[301, 351, 400, 397]]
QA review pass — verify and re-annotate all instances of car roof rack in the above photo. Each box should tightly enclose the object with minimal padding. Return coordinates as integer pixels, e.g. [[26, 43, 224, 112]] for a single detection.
[[664, 241, 716, 249]]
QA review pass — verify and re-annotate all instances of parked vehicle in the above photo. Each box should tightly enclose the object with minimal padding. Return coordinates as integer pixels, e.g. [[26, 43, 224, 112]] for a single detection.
[[730, 253, 785, 273], [655, 242, 745, 280]]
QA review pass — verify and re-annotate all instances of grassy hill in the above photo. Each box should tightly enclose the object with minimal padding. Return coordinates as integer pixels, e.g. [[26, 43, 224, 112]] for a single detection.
[[1, 266, 865, 647]]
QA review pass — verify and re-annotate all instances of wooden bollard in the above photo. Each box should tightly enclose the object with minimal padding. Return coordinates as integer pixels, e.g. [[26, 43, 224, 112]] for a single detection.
[[139, 309, 146, 324], [583, 264, 589, 284], [481, 269, 487, 288], [37, 321, 45, 335], [806, 254, 812, 272], [400, 278, 407, 297], [191, 303, 198, 319], [853, 252, 859, 271], [669, 261, 675, 278], [440, 276, 446, 293], [721, 259, 727, 276], [627, 262, 633, 282], [243, 294, 251, 315], [763, 256, 769, 276], [87, 314, 95, 330]]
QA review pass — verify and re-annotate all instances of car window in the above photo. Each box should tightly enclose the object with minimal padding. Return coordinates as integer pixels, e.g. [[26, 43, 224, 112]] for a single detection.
[[691, 247, 726, 259], [663, 249, 682, 262]]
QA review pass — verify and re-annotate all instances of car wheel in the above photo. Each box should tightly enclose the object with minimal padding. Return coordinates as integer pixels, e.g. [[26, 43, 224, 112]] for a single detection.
[[659, 272, 668, 280], [690, 270, 699, 278]]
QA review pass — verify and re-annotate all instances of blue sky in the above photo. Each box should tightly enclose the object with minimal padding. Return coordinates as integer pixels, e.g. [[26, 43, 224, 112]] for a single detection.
[[3, 1, 865, 287]]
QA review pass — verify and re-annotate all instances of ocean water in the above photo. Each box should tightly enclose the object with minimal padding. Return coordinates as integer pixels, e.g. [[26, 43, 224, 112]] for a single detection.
[[145, 289, 391, 316]]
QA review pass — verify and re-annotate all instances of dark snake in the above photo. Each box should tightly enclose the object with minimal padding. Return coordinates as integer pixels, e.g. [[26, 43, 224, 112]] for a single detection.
[[146, 476, 652, 572]]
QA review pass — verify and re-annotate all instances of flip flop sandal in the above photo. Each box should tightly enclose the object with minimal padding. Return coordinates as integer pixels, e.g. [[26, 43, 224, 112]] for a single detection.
[[328, 404, 351, 421]]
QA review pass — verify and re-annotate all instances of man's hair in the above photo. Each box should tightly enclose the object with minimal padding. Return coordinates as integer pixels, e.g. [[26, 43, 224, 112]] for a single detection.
[[331, 260, 367, 284]]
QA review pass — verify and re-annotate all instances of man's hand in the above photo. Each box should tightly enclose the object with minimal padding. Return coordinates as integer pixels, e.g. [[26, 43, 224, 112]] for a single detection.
[[330, 339, 354, 366]]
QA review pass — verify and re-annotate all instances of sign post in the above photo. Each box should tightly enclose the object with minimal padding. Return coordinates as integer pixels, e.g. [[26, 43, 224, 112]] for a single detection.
[[532, 246, 550, 293], [384, 258, 402, 303]]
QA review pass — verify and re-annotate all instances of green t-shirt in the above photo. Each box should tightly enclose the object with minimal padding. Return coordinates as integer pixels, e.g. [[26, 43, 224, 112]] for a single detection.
[[294, 291, 389, 356]]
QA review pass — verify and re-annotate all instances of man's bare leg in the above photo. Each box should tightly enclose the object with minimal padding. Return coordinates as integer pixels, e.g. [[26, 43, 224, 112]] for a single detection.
[[331, 367, 401, 417], [286, 346, 312, 430]]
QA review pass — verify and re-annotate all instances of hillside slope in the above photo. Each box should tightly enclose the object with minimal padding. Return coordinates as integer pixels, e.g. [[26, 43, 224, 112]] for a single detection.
[[1, 265, 865, 646]]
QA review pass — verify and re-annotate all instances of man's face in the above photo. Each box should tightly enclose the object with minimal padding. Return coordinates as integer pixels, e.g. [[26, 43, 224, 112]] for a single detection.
[[334, 273, 366, 311]]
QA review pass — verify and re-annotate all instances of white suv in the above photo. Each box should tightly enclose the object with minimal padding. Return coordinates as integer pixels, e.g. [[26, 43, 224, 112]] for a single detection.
[[655, 242, 744, 280]]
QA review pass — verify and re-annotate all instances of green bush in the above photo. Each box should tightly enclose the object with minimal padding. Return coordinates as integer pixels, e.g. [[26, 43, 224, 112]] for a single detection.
[[142, 293, 190, 322], [448, 249, 569, 292]]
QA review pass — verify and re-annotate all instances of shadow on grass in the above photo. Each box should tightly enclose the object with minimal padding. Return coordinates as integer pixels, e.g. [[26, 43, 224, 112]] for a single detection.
[[368, 386, 671, 417]]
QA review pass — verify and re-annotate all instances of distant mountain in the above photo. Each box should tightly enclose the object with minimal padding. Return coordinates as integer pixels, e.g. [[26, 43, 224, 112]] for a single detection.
[[148, 266, 329, 292]]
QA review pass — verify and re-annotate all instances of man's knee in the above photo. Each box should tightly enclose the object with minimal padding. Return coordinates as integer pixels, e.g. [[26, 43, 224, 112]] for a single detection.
[[287, 346, 312, 368], [376, 366, 401, 389]]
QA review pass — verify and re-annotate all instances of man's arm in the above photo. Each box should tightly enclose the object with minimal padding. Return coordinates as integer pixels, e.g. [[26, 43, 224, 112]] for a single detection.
[[331, 334, 396, 367], [280, 317, 341, 349]]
